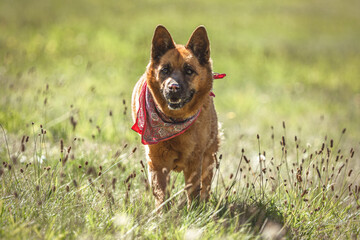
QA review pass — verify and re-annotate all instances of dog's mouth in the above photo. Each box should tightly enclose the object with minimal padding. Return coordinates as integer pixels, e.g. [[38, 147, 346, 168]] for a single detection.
[[166, 90, 195, 110]]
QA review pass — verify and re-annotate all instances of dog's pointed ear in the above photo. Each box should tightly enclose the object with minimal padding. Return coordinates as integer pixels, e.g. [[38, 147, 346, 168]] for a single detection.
[[151, 25, 176, 63], [186, 26, 210, 65]]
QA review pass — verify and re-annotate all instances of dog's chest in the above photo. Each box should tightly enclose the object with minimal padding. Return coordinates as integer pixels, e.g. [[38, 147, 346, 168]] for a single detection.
[[145, 103, 216, 172], [145, 128, 202, 170]]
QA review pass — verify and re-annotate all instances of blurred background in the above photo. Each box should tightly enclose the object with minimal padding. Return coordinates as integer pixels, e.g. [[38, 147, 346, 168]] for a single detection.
[[1, 0, 359, 157]]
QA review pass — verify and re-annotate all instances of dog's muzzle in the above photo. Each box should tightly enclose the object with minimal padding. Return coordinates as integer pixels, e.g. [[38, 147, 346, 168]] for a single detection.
[[164, 80, 195, 110]]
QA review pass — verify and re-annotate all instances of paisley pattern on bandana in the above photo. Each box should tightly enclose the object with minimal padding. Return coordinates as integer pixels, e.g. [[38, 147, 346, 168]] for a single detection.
[[131, 82, 201, 145]]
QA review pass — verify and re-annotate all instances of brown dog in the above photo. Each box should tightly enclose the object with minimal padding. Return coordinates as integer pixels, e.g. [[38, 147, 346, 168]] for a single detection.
[[131, 25, 219, 208]]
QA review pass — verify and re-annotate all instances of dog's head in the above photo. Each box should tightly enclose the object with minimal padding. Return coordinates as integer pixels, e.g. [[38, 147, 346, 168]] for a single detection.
[[146, 25, 213, 119]]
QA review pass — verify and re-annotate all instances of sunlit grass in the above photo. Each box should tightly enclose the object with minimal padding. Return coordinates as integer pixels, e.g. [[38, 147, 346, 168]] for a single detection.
[[1, 121, 359, 239]]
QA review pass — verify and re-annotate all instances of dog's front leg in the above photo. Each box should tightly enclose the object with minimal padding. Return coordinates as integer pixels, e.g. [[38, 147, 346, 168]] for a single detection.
[[183, 159, 202, 206], [148, 166, 169, 209], [200, 152, 215, 201]]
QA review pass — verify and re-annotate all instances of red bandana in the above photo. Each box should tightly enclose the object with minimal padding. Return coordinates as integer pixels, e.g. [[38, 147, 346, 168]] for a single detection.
[[131, 82, 200, 145], [131, 73, 226, 145]]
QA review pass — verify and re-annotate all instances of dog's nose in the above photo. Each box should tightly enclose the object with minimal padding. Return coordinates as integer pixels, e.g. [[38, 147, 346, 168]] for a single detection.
[[168, 83, 180, 92]]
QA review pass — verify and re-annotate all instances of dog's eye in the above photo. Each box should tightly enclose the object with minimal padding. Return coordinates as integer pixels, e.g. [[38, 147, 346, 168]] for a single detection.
[[184, 67, 194, 76], [160, 67, 170, 75]]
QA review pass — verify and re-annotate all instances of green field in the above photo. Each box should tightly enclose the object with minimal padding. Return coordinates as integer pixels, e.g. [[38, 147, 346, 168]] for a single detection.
[[1, 0, 359, 239]]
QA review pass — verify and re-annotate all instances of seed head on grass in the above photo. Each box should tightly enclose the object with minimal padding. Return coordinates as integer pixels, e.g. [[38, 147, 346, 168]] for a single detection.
[[338, 164, 345, 174], [112, 178, 117, 190], [21, 143, 25, 152], [73, 180, 78, 188], [125, 175, 131, 184], [60, 139, 64, 153], [296, 170, 302, 183], [70, 116, 77, 131], [62, 154, 68, 165], [244, 156, 249, 164], [140, 160, 145, 169]]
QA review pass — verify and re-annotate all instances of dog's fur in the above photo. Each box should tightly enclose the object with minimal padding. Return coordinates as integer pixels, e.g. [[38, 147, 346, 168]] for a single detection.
[[131, 25, 219, 208]]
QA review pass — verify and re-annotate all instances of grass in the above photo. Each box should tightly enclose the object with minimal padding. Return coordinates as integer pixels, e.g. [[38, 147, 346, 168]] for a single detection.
[[1, 0, 360, 239]]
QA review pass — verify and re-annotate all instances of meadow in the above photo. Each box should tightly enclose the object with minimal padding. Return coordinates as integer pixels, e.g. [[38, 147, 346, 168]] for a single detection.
[[1, 0, 359, 239]]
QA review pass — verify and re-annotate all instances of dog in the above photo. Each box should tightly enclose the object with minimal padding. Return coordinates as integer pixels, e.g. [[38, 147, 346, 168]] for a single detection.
[[131, 25, 220, 208]]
